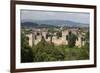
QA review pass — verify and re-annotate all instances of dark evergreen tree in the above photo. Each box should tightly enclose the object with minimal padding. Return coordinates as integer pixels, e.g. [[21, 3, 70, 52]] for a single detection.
[[66, 31, 78, 48]]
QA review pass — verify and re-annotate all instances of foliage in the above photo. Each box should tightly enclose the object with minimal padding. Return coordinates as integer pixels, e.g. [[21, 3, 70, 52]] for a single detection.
[[66, 31, 78, 48], [21, 29, 89, 63], [21, 32, 33, 62], [80, 31, 90, 59], [21, 45, 33, 62], [31, 37, 89, 62], [56, 31, 62, 39]]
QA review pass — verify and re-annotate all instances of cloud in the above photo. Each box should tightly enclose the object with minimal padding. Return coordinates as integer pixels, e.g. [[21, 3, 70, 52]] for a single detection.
[[21, 10, 90, 24]]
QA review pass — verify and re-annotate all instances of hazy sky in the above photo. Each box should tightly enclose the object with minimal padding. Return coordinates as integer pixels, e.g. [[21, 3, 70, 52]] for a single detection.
[[21, 10, 90, 24]]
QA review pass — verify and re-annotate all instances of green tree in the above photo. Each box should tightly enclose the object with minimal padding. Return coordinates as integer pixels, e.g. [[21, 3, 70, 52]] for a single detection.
[[21, 32, 33, 62], [21, 32, 29, 48], [56, 31, 62, 39], [21, 46, 33, 62], [66, 31, 78, 48]]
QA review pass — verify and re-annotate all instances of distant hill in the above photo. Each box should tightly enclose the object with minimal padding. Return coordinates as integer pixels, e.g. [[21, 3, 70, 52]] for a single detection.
[[33, 20, 89, 27], [21, 22, 57, 28], [21, 20, 89, 28], [21, 22, 38, 27]]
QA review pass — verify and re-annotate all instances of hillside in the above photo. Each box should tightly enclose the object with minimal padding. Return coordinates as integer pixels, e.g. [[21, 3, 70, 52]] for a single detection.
[[21, 20, 89, 28]]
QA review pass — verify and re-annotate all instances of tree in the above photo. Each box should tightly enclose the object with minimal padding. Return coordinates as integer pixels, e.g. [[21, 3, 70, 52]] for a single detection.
[[21, 32, 29, 49], [56, 31, 62, 39], [21, 32, 33, 62], [66, 31, 78, 48], [21, 45, 33, 62]]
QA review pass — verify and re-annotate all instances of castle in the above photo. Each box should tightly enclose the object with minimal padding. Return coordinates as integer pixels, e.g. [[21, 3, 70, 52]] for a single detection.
[[26, 27, 88, 47]]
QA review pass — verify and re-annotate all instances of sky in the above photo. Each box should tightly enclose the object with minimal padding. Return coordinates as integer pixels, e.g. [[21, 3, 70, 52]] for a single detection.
[[21, 9, 90, 24]]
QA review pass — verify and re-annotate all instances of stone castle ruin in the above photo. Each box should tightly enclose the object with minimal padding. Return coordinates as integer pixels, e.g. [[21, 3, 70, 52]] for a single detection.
[[26, 28, 88, 47]]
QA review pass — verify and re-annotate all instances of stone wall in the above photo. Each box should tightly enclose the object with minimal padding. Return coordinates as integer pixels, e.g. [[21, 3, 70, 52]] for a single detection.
[[26, 29, 85, 47]]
